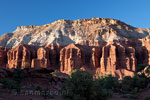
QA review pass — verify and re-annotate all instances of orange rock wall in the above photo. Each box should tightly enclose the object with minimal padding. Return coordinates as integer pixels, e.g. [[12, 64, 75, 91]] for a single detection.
[[1, 41, 150, 79], [7, 44, 36, 69]]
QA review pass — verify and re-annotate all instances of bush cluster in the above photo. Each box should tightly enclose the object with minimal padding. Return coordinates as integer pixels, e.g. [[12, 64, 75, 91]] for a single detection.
[[62, 69, 150, 100], [62, 70, 117, 100]]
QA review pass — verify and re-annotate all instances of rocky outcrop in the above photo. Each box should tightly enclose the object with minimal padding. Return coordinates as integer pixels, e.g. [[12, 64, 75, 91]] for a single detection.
[[0, 18, 150, 79], [60, 44, 83, 74], [0, 18, 149, 48], [91, 47, 102, 68], [7, 44, 36, 69], [31, 47, 50, 68], [0, 33, 13, 47], [0, 40, 148, 79], [142, 41, 150, 65], [31, 44, 63, 69], [0, 39, 148, 79], [0, 47, 7, 68], [45, 44, 64, 68], [96, 42, 137, 78], [59, 42, 138, 79]]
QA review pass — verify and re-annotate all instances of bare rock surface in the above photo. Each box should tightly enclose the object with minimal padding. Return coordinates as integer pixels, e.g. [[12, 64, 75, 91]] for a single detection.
[[0, 18, 149, 49]]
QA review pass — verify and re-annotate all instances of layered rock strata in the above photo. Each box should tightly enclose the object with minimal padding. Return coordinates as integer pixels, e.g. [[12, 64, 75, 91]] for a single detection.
[[0, 18, 150, 79], [0, 40, 149, 79], [7, 44, 36, 69]]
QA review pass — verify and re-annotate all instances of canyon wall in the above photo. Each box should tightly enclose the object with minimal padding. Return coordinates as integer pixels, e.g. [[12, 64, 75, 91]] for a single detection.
[[0, 40, 149, 79], [0, 18, 150, 79]]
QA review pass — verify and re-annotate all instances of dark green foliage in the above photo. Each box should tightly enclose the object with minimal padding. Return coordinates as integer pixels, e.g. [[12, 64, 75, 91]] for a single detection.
[[12, 68, 25, 92], [98, 74, 119, 91], [62, 70, 113, 100], [13, 68, 25, 84], [134, 74, 149, 89], [0, 78, 19, 92], [62, 70, 93, 100], [62, 68, 150, 100], [0, 78, 15, 89], [91, 74, 119, 100], [121, 76, 134, 92], [121, 73, 149, 93], [92, 80, 113, 100], [136, 64, 147, 72]]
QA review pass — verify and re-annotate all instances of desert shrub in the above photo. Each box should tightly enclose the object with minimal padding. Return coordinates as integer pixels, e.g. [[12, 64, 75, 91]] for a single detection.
[[92, 79, 113, 100], [13, 68, 25, 84], [136, 64, 147, 72], [51, 70, 59, 77], [62, 70, 112, 100], [133, 74, 149, 89], [121, 76, 135, 92], [91, 74, 119, 99], [13, 68, 26, 92], [0, 78, 18, 92], [62, 70, 93, 100], [97, 74, 119, 91], [24, 62, 30, 67], [121, 74, 149, 93]]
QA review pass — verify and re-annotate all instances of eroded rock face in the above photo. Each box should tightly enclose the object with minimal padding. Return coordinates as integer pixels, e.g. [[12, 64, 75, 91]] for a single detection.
[[0, 18, 150, 80], [0, 47, 7, 68], [96, 42, 137, 79], [0, 40, 150, 79], [60, 44, 83, 74], [0, 18, 149, 49], [59, 42, 138, 79], [45, 44, 64, 68], [142, 41, 150, 65], [7, 44, 36, 69], [31, 44, 63, 69], [31, 47, 50, 68], [0, 18, 150, 79]]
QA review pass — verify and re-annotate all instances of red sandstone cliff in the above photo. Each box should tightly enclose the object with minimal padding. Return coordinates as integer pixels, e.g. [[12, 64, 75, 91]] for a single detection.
[[0, 40, 149, 79], [59, 41, 138, 79], [0, 18, 150, 79], [7, 44, 36, 69], [31, 44, 63, 68]]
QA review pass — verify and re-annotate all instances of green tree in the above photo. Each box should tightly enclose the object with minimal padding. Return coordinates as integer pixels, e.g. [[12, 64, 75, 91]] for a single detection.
[[62, 70, 113, 100], [62, 70, 93, 100]]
